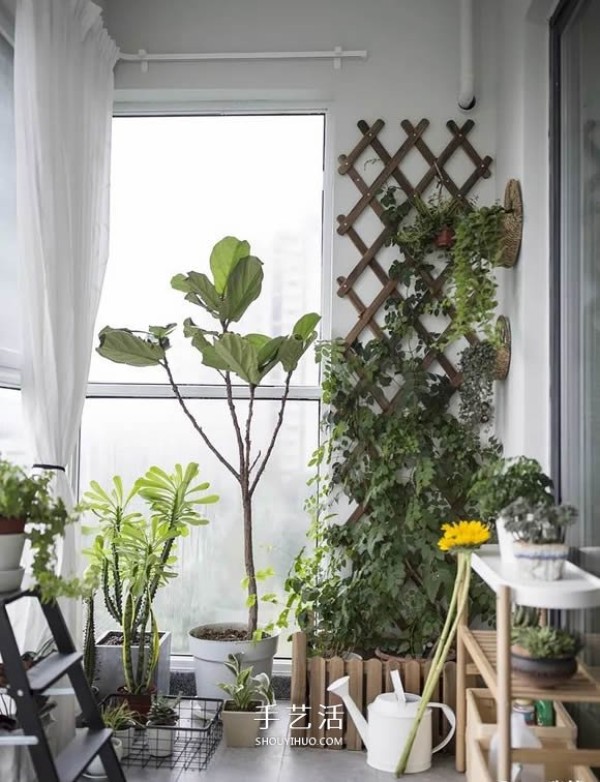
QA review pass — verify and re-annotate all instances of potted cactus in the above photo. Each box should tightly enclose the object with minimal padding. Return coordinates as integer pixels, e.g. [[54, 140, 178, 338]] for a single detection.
[[146, 695, 180, 758]]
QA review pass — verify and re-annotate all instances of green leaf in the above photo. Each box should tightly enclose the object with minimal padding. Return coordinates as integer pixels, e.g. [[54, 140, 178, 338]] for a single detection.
[[148, 323, 177, 339], [171, 272, 221, 317], [260, 593, 278, 603], [212, 333, 260, 384], [182, 319, 229, 371], [293, 313, 321, 340], [278, 335, 306, 373], [96, 327, 165, 367], [220, 256, 264, 323], [209, 236, 251, 295], [256, 567, 275, 581]]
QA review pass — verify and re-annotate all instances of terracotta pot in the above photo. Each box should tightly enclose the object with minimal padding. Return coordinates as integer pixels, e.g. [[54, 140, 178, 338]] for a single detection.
[[0, 517, 26, 535], [434, 226, 455, 249], [116, 686, 156, 720], [510, 645, 577, 689]]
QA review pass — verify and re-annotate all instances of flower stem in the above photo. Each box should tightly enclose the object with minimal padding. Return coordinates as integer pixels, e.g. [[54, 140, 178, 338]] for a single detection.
[[395, 553, 472, 776]]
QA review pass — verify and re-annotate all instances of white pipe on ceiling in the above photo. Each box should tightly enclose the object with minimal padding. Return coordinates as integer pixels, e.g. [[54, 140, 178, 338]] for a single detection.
[[458, 0, 476, 110]]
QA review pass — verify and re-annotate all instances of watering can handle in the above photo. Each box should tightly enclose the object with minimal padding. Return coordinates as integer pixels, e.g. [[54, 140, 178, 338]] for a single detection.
[[429, 702, 456, 754]]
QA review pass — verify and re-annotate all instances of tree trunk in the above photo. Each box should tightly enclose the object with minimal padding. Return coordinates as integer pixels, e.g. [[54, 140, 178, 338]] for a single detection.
[[242, 481, 258, 635]]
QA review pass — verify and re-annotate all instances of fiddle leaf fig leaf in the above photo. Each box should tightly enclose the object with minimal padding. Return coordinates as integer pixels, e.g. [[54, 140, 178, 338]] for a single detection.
[[293, 313, 321, 340], [220, 256, 264, 323], [212, 333, 260, 384], [278, 333, 314, 373], [182, 319, 229, 371], [171, 272, 221, 317], [96, 327, 165, 367], [149, 323, 177, 340], [209, 236, 251, 295]]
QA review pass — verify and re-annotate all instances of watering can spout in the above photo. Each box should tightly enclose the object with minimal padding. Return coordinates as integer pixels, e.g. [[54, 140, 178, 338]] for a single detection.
[[327, 675, 369, 748]]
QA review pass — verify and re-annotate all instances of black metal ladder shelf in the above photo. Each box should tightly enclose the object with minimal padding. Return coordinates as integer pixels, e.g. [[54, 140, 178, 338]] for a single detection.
[[0, 589, 126, 782]]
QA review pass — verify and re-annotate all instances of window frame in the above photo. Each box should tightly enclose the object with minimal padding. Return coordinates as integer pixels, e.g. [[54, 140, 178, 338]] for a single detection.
[[82, 105, 333, 665]]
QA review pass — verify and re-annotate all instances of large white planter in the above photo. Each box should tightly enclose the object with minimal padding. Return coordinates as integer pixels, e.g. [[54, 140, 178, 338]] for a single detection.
[[94, 630, 172, 699], [188, 623, 278, 701], [0, 534, 25, 571], [0, 567, 24, 593]]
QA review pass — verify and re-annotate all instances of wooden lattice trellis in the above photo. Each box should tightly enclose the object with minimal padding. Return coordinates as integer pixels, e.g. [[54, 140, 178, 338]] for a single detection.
[[336, 118, 494, 526]]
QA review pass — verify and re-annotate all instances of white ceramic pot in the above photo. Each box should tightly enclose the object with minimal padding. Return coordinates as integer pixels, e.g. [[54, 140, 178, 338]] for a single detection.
[[221, 706, 262, 748], [513, 542, 569, 580], [188, 623, 278, 701], [0, 567, 25, 593], [84, 737, 122, 778], [114, 725, 136, 758], [0, 534, 26, 571], [147, 726, 175, 757], [495, 516, 517, 563]]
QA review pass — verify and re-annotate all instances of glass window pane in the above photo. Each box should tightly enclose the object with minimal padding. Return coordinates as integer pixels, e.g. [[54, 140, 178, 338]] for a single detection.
[[0, 35, 18, 370], [79, 397, 318, 655], [89, 114, 324, 386], [0, 388, 28, 463]]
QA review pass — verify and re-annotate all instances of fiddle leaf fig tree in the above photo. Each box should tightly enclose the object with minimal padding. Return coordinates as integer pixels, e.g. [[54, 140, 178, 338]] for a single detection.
[[96, 236, 320, 637]]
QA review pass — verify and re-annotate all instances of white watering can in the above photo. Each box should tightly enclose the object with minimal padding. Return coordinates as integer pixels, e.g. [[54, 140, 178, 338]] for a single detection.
[[327, 670, 456, 774]]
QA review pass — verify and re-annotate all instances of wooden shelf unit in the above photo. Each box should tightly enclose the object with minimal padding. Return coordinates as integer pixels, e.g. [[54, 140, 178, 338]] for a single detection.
[[456, 545, 600, 782]]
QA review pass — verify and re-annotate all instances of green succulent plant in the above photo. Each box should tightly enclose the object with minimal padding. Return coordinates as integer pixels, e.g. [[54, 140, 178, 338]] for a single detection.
[[511, 625, 582, 659], [147, 695, 181, 727]]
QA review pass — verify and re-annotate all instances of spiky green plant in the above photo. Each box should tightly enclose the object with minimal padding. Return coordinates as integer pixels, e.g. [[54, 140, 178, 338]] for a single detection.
[[511, 625, 582, 659]]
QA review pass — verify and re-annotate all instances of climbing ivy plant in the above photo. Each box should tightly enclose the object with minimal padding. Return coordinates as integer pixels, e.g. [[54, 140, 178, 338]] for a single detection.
[[282, 190, 506, 658]]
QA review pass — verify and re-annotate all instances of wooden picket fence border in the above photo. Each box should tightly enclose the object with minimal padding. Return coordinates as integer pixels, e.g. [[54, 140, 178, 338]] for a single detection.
[[290, 632, 458, 751]]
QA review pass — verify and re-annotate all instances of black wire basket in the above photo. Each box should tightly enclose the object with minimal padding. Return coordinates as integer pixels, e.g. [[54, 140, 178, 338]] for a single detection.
[[101, 695, 223, 772]]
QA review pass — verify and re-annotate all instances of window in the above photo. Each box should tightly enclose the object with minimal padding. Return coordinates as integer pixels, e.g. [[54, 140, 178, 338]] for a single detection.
[[80, 114, 325, 656], [0, 31, 18, 383], [551, 0, 600, 745]]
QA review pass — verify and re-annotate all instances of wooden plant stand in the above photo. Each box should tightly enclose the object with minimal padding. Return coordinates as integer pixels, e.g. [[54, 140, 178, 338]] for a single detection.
[[456, 545, 600, 782]]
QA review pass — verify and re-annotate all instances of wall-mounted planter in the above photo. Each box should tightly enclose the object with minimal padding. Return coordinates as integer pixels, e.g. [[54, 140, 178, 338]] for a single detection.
[[498, 179, 523, 268]]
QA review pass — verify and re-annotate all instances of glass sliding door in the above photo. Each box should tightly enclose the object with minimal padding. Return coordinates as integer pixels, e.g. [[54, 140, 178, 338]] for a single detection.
[[552, 0, 600, 746]]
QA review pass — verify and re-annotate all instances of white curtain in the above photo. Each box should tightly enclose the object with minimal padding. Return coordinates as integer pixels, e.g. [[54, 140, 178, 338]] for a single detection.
[[12, 0, 118, 753]]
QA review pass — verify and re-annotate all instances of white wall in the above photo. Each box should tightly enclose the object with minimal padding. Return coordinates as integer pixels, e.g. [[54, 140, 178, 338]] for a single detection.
[[105, 0, 559, 464], [492, 0, 558, 469], [105, 0, 498, 339]]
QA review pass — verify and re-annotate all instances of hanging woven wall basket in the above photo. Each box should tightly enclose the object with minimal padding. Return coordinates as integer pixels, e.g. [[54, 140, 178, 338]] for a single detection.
[[498, 179, 523, 268]]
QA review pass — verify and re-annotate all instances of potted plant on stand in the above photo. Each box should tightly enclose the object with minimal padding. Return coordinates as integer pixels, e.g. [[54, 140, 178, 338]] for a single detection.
[[146, 695, 181, 758], [95, 236, 320, 699], [0, 457, 93, 600], [218, 653, 274, 748], [82, 463, 217, 707], [469, 456, 555, 562], [502, 497, 578, 580], [511, 624, 582, 688]]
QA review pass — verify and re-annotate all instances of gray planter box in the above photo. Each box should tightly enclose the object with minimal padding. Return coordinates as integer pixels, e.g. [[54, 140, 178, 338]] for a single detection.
[[94, 630, 172, 699]]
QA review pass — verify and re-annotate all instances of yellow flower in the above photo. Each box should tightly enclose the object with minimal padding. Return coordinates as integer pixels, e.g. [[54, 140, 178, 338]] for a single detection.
[[438, 520, 491, 552]]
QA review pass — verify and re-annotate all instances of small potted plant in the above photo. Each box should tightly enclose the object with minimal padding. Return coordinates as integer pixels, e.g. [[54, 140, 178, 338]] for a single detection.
[[101, 701, 138, 758], [146, 695, 180, 758], [0, 457, 91, 600], [218, 653, 275, 748], [469, 456, 555, 562], [502, 497, 577, 580], [511, 624, 582, 688]]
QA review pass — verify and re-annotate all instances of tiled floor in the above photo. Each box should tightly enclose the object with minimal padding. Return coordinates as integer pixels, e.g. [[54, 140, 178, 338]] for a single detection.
[[110, 703, 463, 782]]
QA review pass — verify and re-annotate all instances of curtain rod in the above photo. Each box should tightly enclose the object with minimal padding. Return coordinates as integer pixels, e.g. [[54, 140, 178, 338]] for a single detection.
[[118, 46, 368, 72]]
